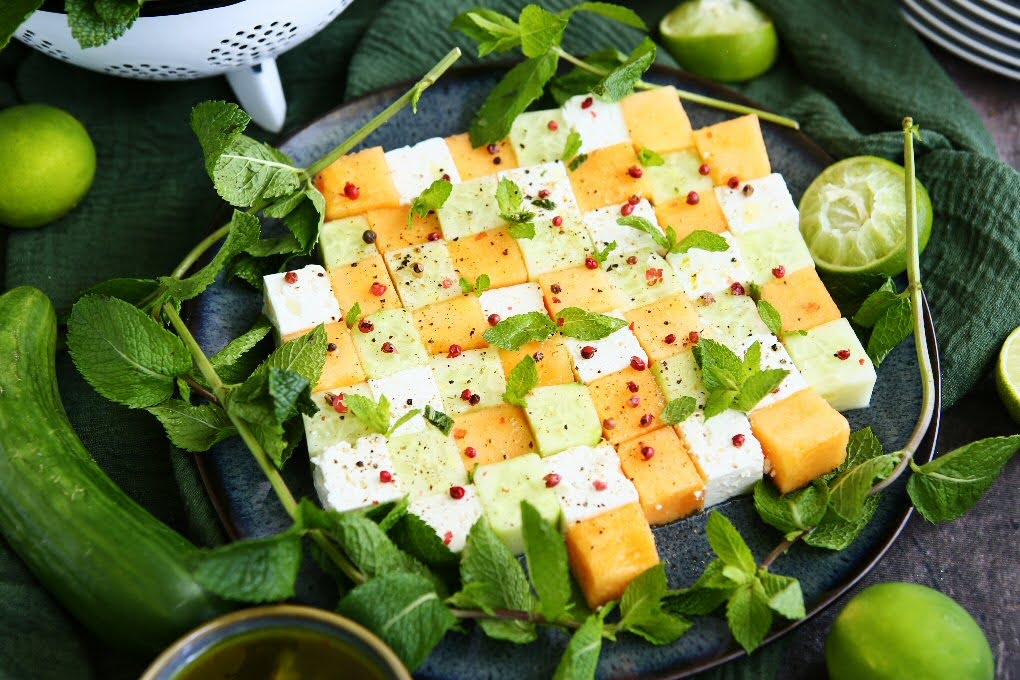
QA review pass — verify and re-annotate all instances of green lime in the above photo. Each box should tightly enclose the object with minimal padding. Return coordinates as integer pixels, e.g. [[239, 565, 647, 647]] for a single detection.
[[659, 0, 779, 82], [996, 326, 1020, 424], [826, 583, 994, 680], [799, 156, 933, 277], [0, 104, 96, 229]]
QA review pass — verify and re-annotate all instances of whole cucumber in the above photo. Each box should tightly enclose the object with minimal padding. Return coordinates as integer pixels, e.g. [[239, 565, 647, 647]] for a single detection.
[[0, 286, 229, 654]]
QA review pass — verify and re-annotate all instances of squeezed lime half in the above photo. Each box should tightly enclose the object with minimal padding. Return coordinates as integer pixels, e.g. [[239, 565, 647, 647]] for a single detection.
[[996, 326, 1020, 424], [799, 156, 933, 277]]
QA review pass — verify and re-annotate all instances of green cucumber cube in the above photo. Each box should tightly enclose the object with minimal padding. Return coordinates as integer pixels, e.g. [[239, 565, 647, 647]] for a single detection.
[[430, 348, 507, 416], [783, 318, 876, 411], [509, 109, 570, 167], [303, 382, 375, 456], [350, 308, 430, 379], [652, 352, 708, 408], [605, 248, 682, 310], [735, 223, 815, 285], [389, 427, 467, 499], [320, 216, 377, 270], [474, 453, 563, 554], [385, 241, 460, 309], [437, 176, 503, 240], [645, 149, 712, 204], [698, 294, 770, 349], [524, 383, 602, 456]]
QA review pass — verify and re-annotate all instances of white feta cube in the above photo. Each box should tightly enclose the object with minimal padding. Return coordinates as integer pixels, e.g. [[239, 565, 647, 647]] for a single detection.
[[583, 199, 662, 255], [561, 94, 630, 153], [479, 282, 546, 320], [408, 485, 484, 553], [676, 411, 764, 507], [385, 137, 462, 204], [666, 231, 752, 299], [715, 173, 800, 234], [738, 334, 808, 411], [783, 318, 876, 411], [543, 443, 639, 524], [563, 311, 647, 383], [368, 366, 444, 437], [312, 434, 405, 513], [263, 265, 342, 337]]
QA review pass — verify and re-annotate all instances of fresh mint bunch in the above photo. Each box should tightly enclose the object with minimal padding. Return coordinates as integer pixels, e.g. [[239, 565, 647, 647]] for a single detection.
[[693, 338, 788, 418], [65, 0, 142, 49], [852, 278, 914, 366]]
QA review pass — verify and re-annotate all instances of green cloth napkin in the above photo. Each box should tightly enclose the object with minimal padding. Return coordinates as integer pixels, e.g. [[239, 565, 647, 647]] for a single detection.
[[0, 1, 1017, 678]]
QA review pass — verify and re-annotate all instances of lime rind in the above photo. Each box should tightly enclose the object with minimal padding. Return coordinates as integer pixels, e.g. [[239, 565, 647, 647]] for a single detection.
[[996, 327, 1020, 424]]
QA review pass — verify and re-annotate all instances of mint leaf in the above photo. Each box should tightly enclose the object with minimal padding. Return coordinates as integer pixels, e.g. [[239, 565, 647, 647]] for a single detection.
[[423, 404, 453, 435], [279, 186, 325, 255], [496, 177, 537, 238], [867, 296, 913, 366], [592, 241, 617, 266], [618, 215, 668, 252], [733, 368, 789, 412], [194, 531, 302, 603], [757, 299, 784, 338], [389, 512, 459, 568], [389, 409, 422, 436], [907, 435, 1020, 523], [508, 221, 537, 239], [190, 101, 251, 175], [695, 339, 743, 392], [532, 197, 557, 210], [67, 295, 192, 408], [75, 277, 160, 309], [562, 129, 583, 162], [470, 51, 559, 146], [549, 48, 626, 105], [852, 279, 898, 327], [804, 498, 878, 550], [660, 396, 697, 426], [564, 2, 647, 30], [252, 324, 328, 385], [757, 571, 805, 620], [226, 373, 290, 468], [552, 606, 613, 680], [211, 134, 304, 208], [521, 501, 571, 620], [741, 341, 762, 380], [662, 560, 734, 616], [593, 37, 656, 102], [703, 389, 738, 419], [160, 210, 260, 302], [409, 179, 453, 227], [345, 301, 362, 329], [828, 454, 899, 521], [483, 312, 557, 350], [147, 400, 236, 453], [460, 274, 492, 296], [267, 367, 317, 421], [0, 0, 44, 51], [344, 393, 391, 435], [518, 4, 568, 57], [618, 564, 691, 644], [209, 316, 272, 383], [503, 355, 539, 407], [818, 271, 891, 318], [671, 229, 730, 255], [752, 481, 829, 537], [556, 307, 627, 341], [337, 572, 455, 671], [637, 147, 665, 167], [706, 512, 756, 575], [726, 582, 772, 653], [568, 153, 589, 171], [824, 426, 886, 482], [66, 0, 140, 48], [449, 8, 521, 57]]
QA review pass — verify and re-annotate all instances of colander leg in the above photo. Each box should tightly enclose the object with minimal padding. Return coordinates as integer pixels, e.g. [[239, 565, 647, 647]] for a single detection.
[[225, 59, 287, 134]]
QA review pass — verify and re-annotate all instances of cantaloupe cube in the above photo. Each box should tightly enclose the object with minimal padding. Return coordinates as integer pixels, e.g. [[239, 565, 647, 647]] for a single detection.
[[692, 115, 771, 185], [284, 321, 366, 391], [568, 143, 650, 212], [364, 206, 441, 253], [588, 366, 667, 445], [620, 86, 693, 154], [448, 228, 528, 289], [537, 266, 619, 317], [654, 192, 729, 241], [452, 403, 536, 470], [617, 426, 705, 524], [445, 133, 518, 180], [328, 253, 399, 315], [760, 267, 840, 333], [316, 146, 401, 220], [750, 389, 849, 493], [624, 294, 700, 361], [414, 294, 487, 355], [499, 339, 574, 388], [566, 503, 660, 608]]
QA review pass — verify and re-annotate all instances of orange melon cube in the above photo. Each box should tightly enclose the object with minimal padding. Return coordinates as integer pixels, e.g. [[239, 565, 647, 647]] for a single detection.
[[452, 403, 536, 470], [588, 366, 667, 445], [654, 191, 729, 240], [499, 340, 574, 388], [620, 86, 693, 154], [568, 143, 650, 212], [617, 427, 705, 524], [750, 389, 850, 494], [328, 253, 399, 315], [624, 295, 700, 361], [760, 267, 840, 332], [692, 115, 771, 185], [537, 266, 620, 317], [413, 295, 487, 355], [364, 205, 440, 253], [316, 146, 401, 220], [566, 503, 660, 608], [284, 321, 366, 391], [448, 228, 528, 289], [445, 133, 518, 180]]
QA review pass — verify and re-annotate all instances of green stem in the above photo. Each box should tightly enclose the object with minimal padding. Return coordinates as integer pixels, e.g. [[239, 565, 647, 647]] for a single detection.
[[172, 222, 232, 279], [759, 536, 796, 569], [551, 47, 800, 130], [304, 47, 462, 177]]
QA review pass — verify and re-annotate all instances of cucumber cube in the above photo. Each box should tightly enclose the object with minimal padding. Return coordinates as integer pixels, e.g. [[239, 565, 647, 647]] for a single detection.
[[675, 411, 763, 507], [430, 348, 507, 416], [263, 265, 342, 338], [698, 294, 770, 348], [517, 215, 593, 279], [478, 282, 546, 320], [384, 137, 461, 204], [304, 382, 375, 455], [389, 427, 467, 499], [737, 334, 808, 411], [652, 352, 708, 408], [561, 94, 630, 154], [562, 312, 648, 383], [665, 231, 752, 299], [408, 485, 484, 553], [320, 216, 378, 270], [645, 149, 712, 204], [543, 443, 639, 524], [509, 109, 569, 167], [715, 173, 799, 234], [367, 365, 444, 437], [350, 308, 430, 379], [524, 383, 603, 455], [474, 453, 563, 554], [605, 248, 683, 310], [437, 176, 503, 240], [312, 434, 405, 512], [735, 223, 815, 285], [385, 241, 460, 309], [583, 200, 663, 255], [783, 318, 876, 411]]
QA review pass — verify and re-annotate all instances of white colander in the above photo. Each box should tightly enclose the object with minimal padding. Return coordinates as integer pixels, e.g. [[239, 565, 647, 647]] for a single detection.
[[14, 0, 355, 132]]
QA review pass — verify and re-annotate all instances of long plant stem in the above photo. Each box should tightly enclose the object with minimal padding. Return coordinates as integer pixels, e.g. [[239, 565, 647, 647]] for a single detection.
[[551, 47, 800, 129], [449, 608, 584, 630], [759, 537, 795, 569]]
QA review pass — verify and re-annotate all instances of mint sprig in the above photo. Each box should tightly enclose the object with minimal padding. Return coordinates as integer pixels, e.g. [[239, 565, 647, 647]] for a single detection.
[[408, 178, 453, 227], [660, 396, 698, 426], [562, 129, 583, 162], [556, 307, 628, 341], [637, 147, 665, 167], [496, 178, 537, 239], [693, 339, 788, 418], [503, 355, 539, 407], [459, 274, 491, 296], [483, 312, 557, 350]]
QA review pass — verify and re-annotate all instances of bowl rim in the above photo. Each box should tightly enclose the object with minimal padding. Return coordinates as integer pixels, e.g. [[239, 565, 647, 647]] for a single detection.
[[139, 603, 412, 680]]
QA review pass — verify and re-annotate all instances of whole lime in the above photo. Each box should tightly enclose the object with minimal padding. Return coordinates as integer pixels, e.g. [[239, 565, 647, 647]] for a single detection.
[[0, 104, 96, 228], [826, 582, 994, 680]]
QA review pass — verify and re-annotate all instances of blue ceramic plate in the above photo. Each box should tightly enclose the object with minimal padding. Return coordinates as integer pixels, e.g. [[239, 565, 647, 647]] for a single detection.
[[190, 65, 941, 679]]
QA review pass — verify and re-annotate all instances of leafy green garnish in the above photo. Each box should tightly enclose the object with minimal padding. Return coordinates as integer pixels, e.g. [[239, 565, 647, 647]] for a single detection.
[[568, 153, 589, 171], [345, 301, 362, 329], [591, 241, 617, 267], [66, 0, 142, 49], [147, 400, 236, 453], [671, 229, 730, 255], [660, 396, 698, 426], [556, 307, 628, 341], [562, 129, 583, 163], [521, 502, 572, 620], [616, 564, 691, 644], [459, 274, 491, 296], [343, 394, 393, 436], [503, 355, 539, 407], [637, 147, 665, 167], [408, 179, 453, 227], [496, 178, 537, 239], [693, 339, 788, 418], [483, 312, 557, 350], [851, 278, 913, 366], [467, 51, 560, 147], [194, 530, 303, 603], [423, 404, 454, 436], [592, 37, 656, 101]]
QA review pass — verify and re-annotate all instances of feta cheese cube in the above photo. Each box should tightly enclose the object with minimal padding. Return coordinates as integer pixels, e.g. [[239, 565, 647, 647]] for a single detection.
[[738, 334, 808, 411], [430, 348, 507, 416], [368, 366, 444, 437], [384, 241, 460, 309], [312, 434, 405, 513], [408, 485, 484, 553], [263, 265, 342, 337], [479, 282, 546, 320], [583, 200, 662, 255], [783, 318, 876, 411], [304, 382, 374, 456], [543, 443, 639, 524], [385, 137, 462, 204], [666, 231, 752, 299], [715, 173, 799, 234], [563, 311, 647, 383], [676, 410, 764, 507], [561, 94, 630, 153]]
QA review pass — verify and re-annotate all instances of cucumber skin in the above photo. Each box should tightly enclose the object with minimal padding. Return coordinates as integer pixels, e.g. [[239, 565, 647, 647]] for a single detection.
[[0, 287, 229, 654]]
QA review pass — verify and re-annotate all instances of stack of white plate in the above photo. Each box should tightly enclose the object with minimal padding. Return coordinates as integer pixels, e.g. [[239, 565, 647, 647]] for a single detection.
[[901, 0, 1020, 80]]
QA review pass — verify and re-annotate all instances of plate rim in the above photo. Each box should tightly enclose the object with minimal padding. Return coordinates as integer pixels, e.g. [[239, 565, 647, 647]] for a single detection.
[[191, 63, 943, 677], [902, 7, 1020, 79]]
